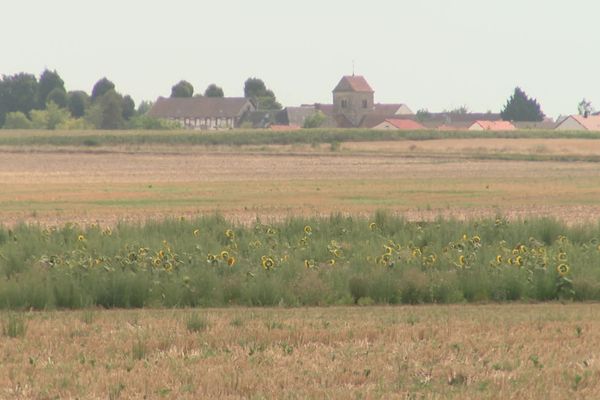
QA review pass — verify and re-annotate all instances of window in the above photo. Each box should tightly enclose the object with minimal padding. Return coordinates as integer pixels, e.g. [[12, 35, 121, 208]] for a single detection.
[[362, 100, 368, 109], [341, 99, 348, 108]]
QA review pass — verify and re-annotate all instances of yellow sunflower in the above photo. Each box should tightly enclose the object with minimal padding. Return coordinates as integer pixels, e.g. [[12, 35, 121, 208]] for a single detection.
[[556, 263, 570, 276], [193, 229, 200, 237], [225, 229, 235, 240], [369, 222, 377, 231], [227, 257, 236, 267], [304, 225, 312, 234], [220, 250, 230, 260], [262, 257, 275, 270]]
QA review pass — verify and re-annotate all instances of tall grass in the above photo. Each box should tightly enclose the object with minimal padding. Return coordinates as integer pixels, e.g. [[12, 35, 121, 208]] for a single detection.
[[0, 214, 599, 309], [1, 128, 600, 148]]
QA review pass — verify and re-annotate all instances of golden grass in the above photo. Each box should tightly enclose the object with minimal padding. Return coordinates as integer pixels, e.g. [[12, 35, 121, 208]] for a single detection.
[[2, 141, 600, 226], [1, 304, 598, 399]]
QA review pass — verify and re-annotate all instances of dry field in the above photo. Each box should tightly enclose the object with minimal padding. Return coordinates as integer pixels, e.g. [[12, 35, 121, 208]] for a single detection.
[[2, 137, 600, 226], [1, 304, 599, 399]]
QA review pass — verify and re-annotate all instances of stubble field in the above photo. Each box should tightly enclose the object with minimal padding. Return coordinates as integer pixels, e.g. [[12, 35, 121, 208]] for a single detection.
[[3, 130, 600, 399]]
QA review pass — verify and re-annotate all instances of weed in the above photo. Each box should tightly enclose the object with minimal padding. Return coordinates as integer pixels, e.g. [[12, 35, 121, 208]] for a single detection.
[[186, 312, 208, 333], [2, 312, 27, 338]]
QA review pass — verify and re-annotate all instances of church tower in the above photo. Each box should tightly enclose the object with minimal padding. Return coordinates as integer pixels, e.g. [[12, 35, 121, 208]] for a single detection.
[[332, 75, 374, 127]]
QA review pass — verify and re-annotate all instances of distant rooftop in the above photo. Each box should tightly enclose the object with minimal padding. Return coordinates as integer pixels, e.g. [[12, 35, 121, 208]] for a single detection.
[[332, 75, 374, 93]]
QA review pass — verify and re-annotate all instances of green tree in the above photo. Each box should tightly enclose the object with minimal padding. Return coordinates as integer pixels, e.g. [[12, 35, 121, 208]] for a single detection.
[[37, 69, 65, 108], [578, 98, 594, 117], [67, 91, 89, 118], [46, 87, 68, 108], [122, 95, 135, 120], [243, 77, 282, 110], [415, 108, 431, 123], [0, 73, 38, 126], [86, 90, 124, 129], [500, 87, 544, 122], [303, 111, 326, 128], [204, 84, 224, 98], [2, 111, 32, 129], [136, 100, 153, 116], [30, 101, 70, 130], [91, 77, 115, 101], [170, 80, 194, 98]]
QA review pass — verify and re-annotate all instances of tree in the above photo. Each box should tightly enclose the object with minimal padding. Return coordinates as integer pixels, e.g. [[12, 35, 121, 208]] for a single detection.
[[67, 91, 89, 118], [91, 77, 115, 101], [204, 84, 224, 98], [415, 108, 431, 123], [170, 80, 194, 98], [46, 87, 68, 108], [2, 111, 32, 129], [0, 73, 38, 126], [30, 101, 70, 130], [136, 100, 153, 116], [37, 69, 65, 108], [121, 95, 135, 120], [303, 111, 326, 128], [243, 77, 282, 110], [578, 98, 594, 117], [86, 89, 124, 129], [500, 87, 544, 122]]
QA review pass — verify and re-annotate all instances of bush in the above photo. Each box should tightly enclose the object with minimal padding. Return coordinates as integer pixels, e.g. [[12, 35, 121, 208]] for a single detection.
[[2, 112, 32, 129]]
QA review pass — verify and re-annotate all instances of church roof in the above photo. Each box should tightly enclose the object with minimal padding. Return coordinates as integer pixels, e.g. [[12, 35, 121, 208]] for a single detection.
[[332, 75, 374, 93]]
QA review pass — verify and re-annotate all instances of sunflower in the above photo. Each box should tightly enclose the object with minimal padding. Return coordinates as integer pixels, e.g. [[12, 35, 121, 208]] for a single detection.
[[515, 256, 523, 266], [227, 257, 236, 267], [327, 259, 336, 266], [225, 229, 235, 240], [262, 257, 275, 270], [220, 250, 230, 260], [412, 248, 422, 257], [77, 235, 85, 242], [304, 259, 314, 269], [495, 255, 503, 264], [384, 245, 394, 255], [193, 229, 200, 237], [164, 262, 173, 272], [304, 225, 312, 234], [556, 263, 570, 276], [459, 255, 466, 266], [558, 252, 568, 262], [369, 222, 377, 231], [266, 228, 276, 235], [207, 253, 216, 263], [472, 235, 481, 245]]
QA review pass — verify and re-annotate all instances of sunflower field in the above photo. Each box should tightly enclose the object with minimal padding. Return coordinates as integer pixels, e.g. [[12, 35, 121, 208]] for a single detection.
[[1, 213, 600, 309]]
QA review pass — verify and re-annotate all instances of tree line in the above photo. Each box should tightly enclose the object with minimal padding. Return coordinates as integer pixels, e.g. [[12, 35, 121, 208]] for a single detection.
[[0, 70, 282, 130]]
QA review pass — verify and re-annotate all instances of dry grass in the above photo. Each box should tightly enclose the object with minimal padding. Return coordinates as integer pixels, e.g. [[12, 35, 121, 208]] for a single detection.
[[0, 304, 598, 399], [2, 140, 600, 226]]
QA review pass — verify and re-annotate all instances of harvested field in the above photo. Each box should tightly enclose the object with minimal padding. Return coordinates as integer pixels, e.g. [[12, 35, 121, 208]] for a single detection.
[[1, 304, 599, 399], [2, 138, 600, 226]]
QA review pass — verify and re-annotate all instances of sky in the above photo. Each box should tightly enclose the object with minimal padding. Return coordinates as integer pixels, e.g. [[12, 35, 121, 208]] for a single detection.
[[2, 0, 599, 118]]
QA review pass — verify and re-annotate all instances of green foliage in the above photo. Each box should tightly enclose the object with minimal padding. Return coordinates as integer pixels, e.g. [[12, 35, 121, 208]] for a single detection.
[[121, 95, 135, 120], [2, 111, 32, 129], [136, 100, 153, 116], [204, 84, 224, 98], [186, 312, 208, 333], [0, 216, 598, 310], [303, 111, 326, 128], [67, 91, 89, 118], [46, 87, 68, 108], [91, 77, 115, 101], [416, 108, 431, 122], [501, 87, 544, 122], [243, 77, 281, 110], [30, 101, 70, 129], [578, 98, 594, 117], [86, 90, 124, 129], [0, 72, 38, 126], [37, 69, 65, 108], [170, 80, 194, 98], [128, 115, 180, 130]]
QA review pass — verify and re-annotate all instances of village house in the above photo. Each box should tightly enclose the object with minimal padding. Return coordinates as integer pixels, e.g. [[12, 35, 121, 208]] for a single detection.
[[372, 118, 426, 130], [555, 115, 600, 131], [468, 120, 516, 131], [147, 97, 255, 130]]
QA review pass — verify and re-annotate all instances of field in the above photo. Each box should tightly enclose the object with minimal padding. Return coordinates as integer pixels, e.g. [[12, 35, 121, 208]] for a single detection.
[[2, 129, 600, 398]]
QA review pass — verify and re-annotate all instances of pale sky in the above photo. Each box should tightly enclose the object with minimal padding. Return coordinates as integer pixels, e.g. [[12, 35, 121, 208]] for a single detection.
[[2, 0, 599, 118]]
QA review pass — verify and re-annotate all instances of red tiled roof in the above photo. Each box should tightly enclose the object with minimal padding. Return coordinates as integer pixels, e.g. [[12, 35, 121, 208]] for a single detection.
[[377, 119, 426, 130], [471, 120, 516, 131], [333, 76, 374, 93]]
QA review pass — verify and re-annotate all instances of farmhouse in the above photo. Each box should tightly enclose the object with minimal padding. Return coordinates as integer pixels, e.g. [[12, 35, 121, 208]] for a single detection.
[[147, 97, 255, 130], [555, 115, 600, 131]]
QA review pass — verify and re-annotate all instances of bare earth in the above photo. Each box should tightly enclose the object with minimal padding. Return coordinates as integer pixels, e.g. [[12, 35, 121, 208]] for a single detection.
[[2, 138, 600, 226]]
